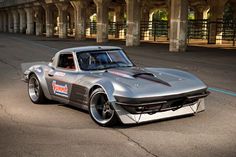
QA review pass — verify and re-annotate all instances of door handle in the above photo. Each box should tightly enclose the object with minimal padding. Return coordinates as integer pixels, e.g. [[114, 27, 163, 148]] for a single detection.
[[48, 73, 54, 77]]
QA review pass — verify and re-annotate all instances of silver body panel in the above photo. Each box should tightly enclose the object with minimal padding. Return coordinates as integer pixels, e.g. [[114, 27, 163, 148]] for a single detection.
[[22, 46, 209, 124]]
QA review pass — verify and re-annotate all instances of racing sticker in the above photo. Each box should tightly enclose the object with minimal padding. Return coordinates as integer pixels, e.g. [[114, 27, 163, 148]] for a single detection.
[[52, 80, 68, 97], [54, 72, 66, 77]]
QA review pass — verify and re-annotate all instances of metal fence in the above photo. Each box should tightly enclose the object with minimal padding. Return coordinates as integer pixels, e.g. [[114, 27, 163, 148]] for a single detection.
[[86, 22, 97, 38], [86, 21, 127, 39], [140, 20, 168, 41], [85, 20, 236, 45], [188, 20, 236, 45], [221, 21, 236, 45], [188, 20, 208, 39], [108, 22, 126, 39]]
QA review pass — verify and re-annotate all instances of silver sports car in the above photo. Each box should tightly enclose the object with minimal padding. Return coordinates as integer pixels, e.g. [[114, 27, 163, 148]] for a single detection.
[[23, 46, 209, 126]]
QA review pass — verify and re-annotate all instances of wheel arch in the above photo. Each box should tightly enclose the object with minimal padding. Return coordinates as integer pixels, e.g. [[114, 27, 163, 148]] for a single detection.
[[89, 85, 102, 97], [27, 67, 52, 100], [88, 83, 119, 126], [88, 81, 116, 103]]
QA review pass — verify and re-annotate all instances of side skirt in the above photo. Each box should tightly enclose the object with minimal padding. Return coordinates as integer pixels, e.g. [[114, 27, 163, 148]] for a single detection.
[[69, 100, 89, 111]]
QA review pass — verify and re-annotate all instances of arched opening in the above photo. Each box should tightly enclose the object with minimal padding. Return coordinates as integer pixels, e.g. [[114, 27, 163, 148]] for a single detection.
[[7, 12, 13, 33], [34, 6, 45, 36], [87, 12, 96, 38], [140, 7, 168, 42], [67, 4, 74, 37], [108, 0, 126, 40], [86, 1, 96, 38], [43, 4, 58, 37]]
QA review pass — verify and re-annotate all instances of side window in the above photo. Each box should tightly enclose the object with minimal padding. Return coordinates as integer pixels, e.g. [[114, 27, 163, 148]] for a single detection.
[[57, 53, 76, 70]]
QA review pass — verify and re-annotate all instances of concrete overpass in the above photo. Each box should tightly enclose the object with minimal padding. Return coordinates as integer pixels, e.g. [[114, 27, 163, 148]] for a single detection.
[[0, 0, 235, 52]]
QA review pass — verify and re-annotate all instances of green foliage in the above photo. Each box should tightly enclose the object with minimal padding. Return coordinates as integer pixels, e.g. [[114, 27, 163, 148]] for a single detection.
[[108, 12, 114, 22], [152, 9, 195, 21], [152, 9, 168, 21], [224, 2, 234, 21], [188, 11, 195, 20]]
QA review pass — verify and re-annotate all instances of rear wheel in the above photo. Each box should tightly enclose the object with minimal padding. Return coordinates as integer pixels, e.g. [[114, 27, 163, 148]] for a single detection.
[[89, 88, 117, 126], [28, 74, 46, 104]]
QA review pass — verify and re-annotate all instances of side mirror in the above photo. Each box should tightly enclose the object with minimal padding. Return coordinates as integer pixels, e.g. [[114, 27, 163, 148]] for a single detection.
[[48, 62, 55, 70]]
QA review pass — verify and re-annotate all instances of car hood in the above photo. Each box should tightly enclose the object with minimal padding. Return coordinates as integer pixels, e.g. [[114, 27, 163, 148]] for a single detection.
[[98, 67, 207, 98]]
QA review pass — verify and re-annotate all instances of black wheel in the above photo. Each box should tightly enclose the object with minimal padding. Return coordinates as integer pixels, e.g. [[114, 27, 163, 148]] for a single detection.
[[28, 74, 46, 104], [89, 88, 118, 126]]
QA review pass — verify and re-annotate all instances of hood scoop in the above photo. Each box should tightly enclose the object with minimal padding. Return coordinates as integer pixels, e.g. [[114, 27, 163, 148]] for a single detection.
[[133, 72, 171, 87], [133, 72, 155, 77]]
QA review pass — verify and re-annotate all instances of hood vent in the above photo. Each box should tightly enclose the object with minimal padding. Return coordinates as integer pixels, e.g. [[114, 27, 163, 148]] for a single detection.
[[133, 72, 155, 77], [133, 73, 171, 87]]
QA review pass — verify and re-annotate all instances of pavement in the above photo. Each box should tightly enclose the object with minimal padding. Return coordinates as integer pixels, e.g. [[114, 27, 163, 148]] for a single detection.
[[0, 33, 235, 157]]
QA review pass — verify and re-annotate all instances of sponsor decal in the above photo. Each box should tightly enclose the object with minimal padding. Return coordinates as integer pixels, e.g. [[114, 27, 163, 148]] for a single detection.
[[54, 72, 66, 77], [52, 80, 68, 97]]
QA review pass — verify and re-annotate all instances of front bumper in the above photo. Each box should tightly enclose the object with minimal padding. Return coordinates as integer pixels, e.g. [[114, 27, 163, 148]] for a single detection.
[[112, 98, 206, 124], [114, 91, 209, 114]]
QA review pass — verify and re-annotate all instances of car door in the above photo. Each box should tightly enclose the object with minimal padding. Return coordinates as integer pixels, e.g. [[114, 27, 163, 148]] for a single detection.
[[46, 52, 78, 103]]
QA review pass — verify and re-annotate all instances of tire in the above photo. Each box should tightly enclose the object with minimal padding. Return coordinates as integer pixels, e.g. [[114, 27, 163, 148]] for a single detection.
[[89, 88, 118, 127], [28, 74, 47, 104]]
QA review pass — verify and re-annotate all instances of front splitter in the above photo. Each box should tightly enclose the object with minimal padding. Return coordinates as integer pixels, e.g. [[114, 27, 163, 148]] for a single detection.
[[111, 98, 205, 124]]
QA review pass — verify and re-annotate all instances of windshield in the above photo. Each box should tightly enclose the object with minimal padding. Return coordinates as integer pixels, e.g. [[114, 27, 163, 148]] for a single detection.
[[77, 49, 133, 71]]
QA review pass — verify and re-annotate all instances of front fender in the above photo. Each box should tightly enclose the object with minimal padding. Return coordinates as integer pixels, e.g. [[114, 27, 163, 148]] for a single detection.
[[93, 79, 116, 102], [25, 65, 52, 100]]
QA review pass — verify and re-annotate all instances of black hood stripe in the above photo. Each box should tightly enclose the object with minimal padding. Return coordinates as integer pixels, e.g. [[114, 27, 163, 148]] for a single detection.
[[107, 68, 171, 87], [134, 74, 171, 87]]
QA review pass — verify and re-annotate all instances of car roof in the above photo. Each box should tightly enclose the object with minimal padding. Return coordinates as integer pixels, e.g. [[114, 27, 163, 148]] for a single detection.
[[58, 46, 122, 54]]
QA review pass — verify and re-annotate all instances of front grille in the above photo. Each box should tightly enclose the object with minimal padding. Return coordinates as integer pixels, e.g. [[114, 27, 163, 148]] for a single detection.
[[115, 91, 209, 114], [119, 98, 197, 114]]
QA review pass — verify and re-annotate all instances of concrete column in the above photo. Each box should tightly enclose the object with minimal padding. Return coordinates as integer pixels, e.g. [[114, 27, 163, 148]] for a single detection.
[[233, 3, 236, 20], [24, 7, 34, 35], [167, 0, 171, 40], [56, 3, 68, 39], [203, 10, 209, 20], [115, 6, 125, 23], [194, 10, 202, 20], [0, 12, 3, 32], [114, 5, 125, 38], [70, 0, 88, 40], [169, 0, 188, 52], [43, 5, 54, 37], [94, 0, 111, 43], [2, 12, 8, 32], [140, 6, 150, 40], [7, 11, 13, 33], [208, 0, 227, 44], [34, 7, 43, 36], [12, 10, 20, 33], [68, 9, 74, 35], [125, 0, 141, 46], [194, 6, 209, 20], [18, 9, 27, 33], [141, 8, 150, 22], [194, 6, 209, 39]]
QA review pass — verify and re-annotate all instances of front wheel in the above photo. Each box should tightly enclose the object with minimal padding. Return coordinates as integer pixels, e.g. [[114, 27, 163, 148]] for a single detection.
[[89, 88, 118, 126], [28, 74, 46, 104]]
